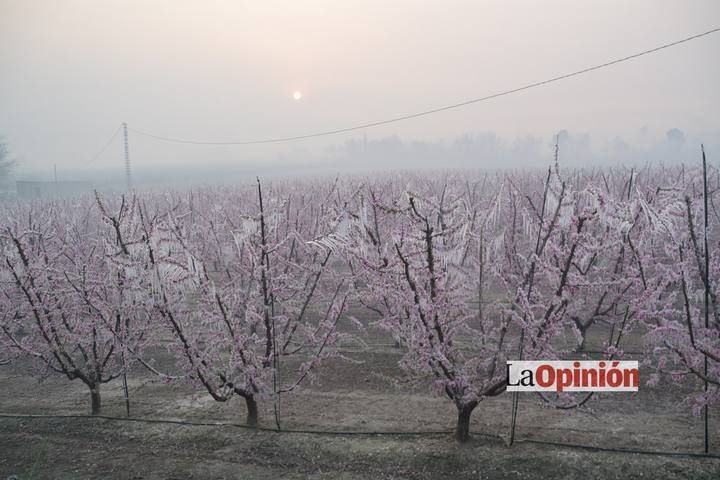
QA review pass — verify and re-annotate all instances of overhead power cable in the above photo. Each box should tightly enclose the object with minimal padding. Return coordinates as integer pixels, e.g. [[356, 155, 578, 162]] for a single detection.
[[86, 124, 122, 164], [128, 27, 720, 146]]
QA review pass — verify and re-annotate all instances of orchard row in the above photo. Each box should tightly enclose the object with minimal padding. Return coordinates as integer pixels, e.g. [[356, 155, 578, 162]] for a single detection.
[[1, 164, 717, 442]]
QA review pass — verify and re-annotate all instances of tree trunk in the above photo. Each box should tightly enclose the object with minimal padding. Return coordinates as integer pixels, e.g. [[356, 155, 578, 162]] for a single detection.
[[573, 318, 589, 353], [245, 396, 258, 427], [90, 384, 101, 415], [577, 332, 587, 352], [455, 404, 476, 443]]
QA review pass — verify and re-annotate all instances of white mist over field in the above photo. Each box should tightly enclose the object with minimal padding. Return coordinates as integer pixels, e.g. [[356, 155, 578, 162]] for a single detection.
[[0, 0, 719, 188]]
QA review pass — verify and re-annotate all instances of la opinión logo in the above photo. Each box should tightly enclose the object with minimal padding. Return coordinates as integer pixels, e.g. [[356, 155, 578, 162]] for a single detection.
[[506, 360, 639, 392]]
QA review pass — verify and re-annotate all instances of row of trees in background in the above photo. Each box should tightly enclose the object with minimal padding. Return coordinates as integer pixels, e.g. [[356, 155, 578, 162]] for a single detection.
[[0, 141, 16, 195], [328, 128, 705, 171], [1, 162, 717, 443]]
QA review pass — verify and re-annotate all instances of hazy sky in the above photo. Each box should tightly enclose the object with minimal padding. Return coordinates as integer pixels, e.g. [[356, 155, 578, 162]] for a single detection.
[[1, 0, 719, 178]]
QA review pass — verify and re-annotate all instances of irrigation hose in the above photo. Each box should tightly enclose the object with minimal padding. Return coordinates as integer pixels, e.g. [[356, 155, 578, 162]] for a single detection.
[[1, 412, 718, 459]]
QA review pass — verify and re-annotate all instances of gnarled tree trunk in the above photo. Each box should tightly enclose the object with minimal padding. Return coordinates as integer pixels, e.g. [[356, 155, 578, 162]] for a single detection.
[[244, 395, 258, 427], [89, 384, 101, 415], [455, 403, 477, 443]]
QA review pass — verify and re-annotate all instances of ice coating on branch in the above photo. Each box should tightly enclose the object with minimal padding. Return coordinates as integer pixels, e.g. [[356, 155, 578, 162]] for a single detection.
[[0, 166, 716, 421]]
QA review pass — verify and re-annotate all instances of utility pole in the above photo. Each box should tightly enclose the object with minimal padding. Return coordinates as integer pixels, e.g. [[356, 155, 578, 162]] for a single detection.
[[123, 122, 132, 190], [53, 164, 58, 198]]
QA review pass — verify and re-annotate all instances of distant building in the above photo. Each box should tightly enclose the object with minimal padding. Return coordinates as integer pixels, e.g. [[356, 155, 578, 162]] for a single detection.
[[15, 180, 93, 200], [0, 181, 14, 201]]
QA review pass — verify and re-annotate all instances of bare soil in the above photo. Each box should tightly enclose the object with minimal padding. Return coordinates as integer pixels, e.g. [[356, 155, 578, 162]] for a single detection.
[[1, 323, 719, 479]]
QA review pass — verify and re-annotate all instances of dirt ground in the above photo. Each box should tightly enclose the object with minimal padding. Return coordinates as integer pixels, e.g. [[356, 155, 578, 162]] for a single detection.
[[1, 324, 719, 479]]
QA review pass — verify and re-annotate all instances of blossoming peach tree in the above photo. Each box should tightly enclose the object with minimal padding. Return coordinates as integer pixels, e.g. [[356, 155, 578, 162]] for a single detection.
[[639, 163, 719, 415], [342, 176, 510, 442], [102, 181, 352, 426], [0, 197, 152, 414]]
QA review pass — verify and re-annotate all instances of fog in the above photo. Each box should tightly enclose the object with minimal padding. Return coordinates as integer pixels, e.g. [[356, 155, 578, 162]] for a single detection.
[[1, 0, 719, 188]]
